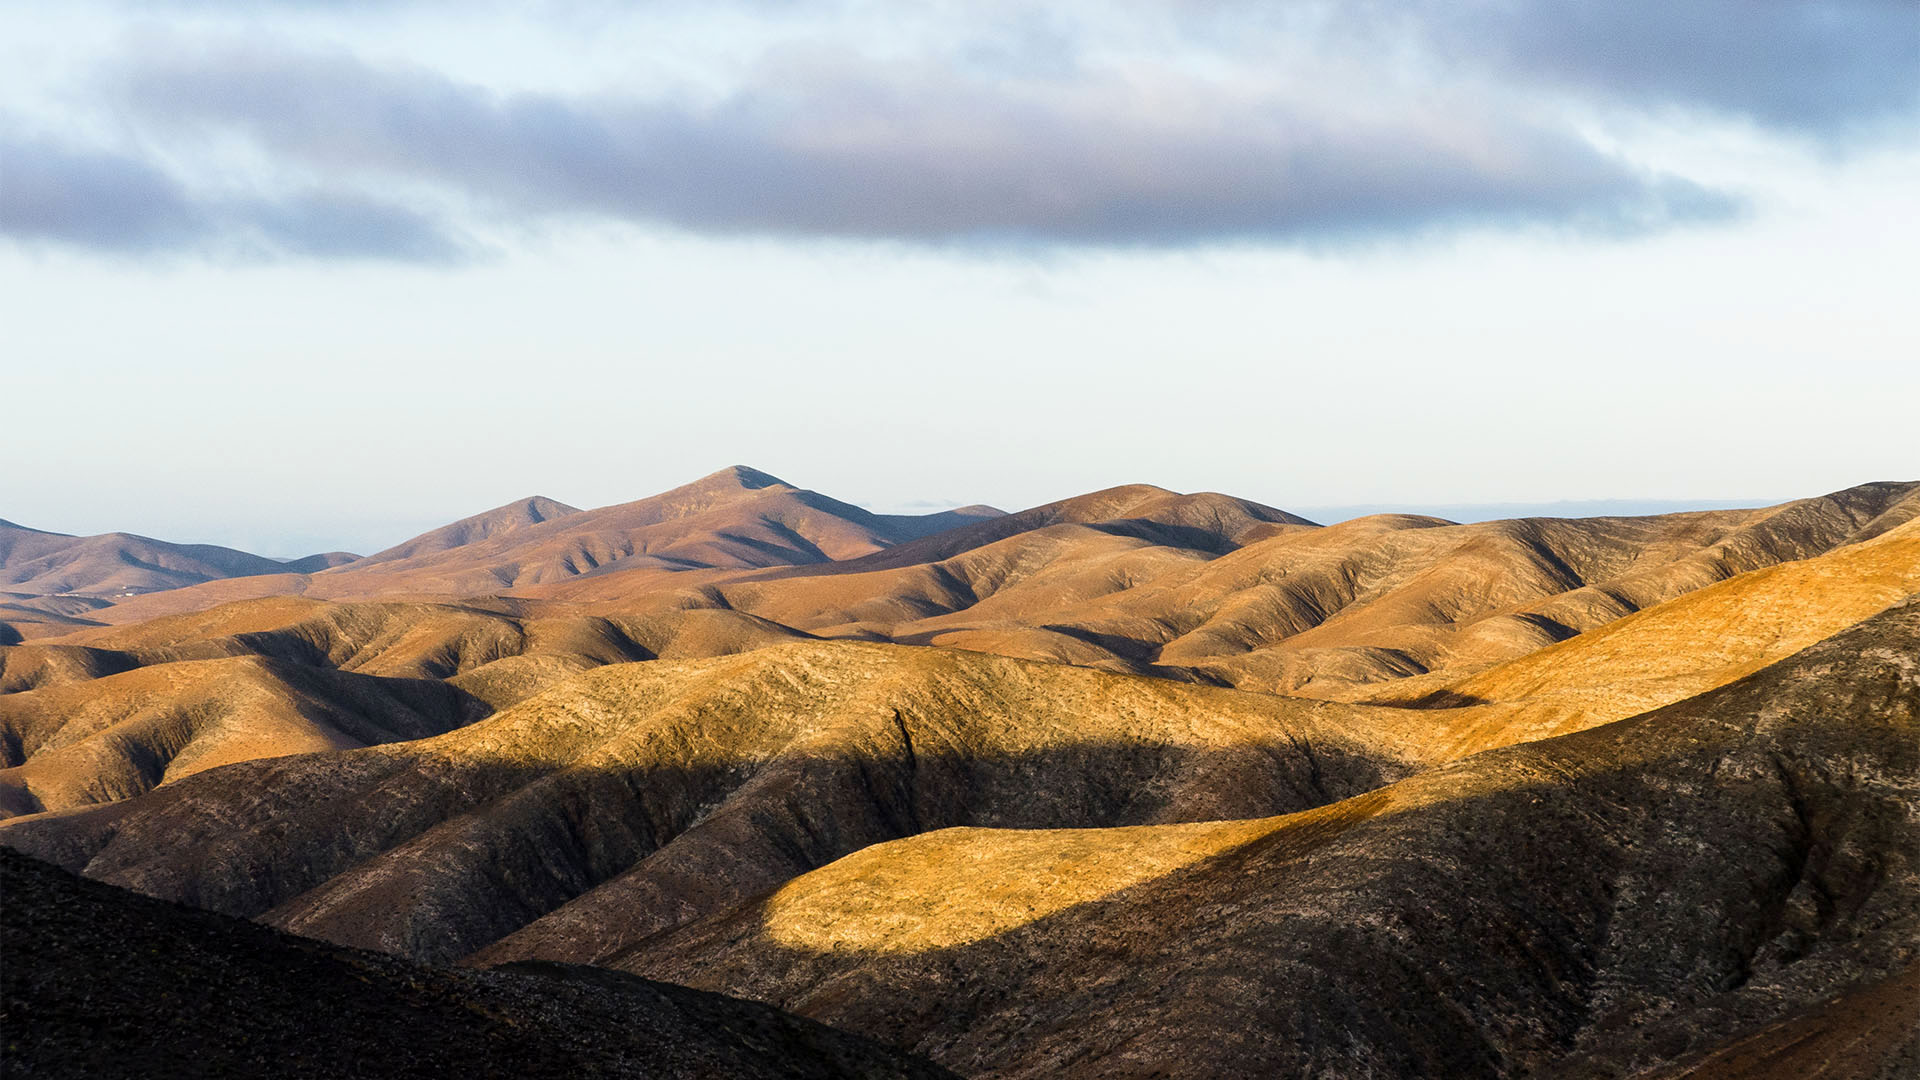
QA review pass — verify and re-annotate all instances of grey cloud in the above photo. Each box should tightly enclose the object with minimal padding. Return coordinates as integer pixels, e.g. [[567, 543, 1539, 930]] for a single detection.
[[0, 134, 208, 252], [109, 46, 1734, 250], [0, 129, 469, 260], [1346, 0, 1920, 136], [235, 192, 469, 261]]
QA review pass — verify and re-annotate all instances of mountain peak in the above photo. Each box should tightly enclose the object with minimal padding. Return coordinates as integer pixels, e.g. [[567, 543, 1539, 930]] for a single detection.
[[353, 495, 585, 567], [700, 466, 789, 491]]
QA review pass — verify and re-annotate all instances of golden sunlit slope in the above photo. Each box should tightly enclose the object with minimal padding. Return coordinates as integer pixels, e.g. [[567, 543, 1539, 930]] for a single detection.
[[608, 596, 1920, 1080], [6, 594, 810, 705], [533, 482, 1315, 622], [1344, 514, 1920, 757], [541, 481, 1917, 694], [0, 641, 1436, 966], [0, 655, 486, 817]]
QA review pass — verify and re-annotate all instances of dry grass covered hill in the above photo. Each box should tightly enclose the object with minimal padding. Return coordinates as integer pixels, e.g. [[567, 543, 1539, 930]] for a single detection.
[[4, 470, 1916, 1078]]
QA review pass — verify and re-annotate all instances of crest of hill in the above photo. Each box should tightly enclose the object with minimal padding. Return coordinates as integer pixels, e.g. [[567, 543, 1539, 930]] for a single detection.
[[0, 518, 342, 599], [546, 482, 1917, 695], [0, 470, 998, 635], [0, 849, 956, 1080], [351, 495, 584, 567], [278, 551, 361, 573], [0, 641, 1435, 966], [0, 655, 487, 817], [606, 597, 1920, 1079], [764, 483, 1316, 577], [297, 467, 1004, 596]]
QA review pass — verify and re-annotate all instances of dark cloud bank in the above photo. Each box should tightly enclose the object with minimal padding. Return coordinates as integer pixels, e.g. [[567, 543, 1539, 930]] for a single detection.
[[1, 0, 1913, 261]]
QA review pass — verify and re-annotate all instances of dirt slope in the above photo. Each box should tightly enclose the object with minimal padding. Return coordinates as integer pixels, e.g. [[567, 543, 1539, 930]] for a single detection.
[[0, 517, 335, 599], [0, 642, 1433, 965], [607, 597, 1920, 1079]]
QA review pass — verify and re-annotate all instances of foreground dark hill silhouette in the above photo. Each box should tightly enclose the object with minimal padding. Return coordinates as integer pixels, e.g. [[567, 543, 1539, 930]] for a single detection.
[[0, 848, 956, 1079]]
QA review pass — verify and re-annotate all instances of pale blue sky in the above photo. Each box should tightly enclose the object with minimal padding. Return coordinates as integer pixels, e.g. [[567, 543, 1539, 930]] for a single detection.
[[2, 1, 1916, 555]]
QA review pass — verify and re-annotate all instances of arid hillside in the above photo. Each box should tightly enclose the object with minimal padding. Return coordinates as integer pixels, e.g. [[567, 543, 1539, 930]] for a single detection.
[[0, 468, 1004, 632], [0, 642, 1438, 963], [4, 472, 1915, 1079], [607, 597, 1920, 1079], [0, 518, 356, 641]]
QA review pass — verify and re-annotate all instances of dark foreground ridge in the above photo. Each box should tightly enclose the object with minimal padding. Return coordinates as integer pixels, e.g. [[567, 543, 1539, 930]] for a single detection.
[[0, 847, 955, 1080]]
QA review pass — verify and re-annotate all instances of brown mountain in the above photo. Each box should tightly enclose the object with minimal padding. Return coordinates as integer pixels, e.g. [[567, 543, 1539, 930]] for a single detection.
[[3, 473, 1915, 1078], [310, 466, 1004, 593], [352, 495, 583, 566], [602, 595, 1920, 1079], [4, 478, 1911, 829], [0, 517, 356, 602], [532, 479, 1917, 693], [2, 469, 1004, 633], [0, 642, 1435, 963], [1, 848, 956, 1080]]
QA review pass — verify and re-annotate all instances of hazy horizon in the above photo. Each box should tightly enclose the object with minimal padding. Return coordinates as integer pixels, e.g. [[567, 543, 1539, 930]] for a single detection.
[[4, 2, 1915, 555], [0, 468, 1845, 559]]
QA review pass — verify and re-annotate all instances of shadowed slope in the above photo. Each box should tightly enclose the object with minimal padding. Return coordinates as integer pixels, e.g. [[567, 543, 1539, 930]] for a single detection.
[[0, 849, 956, 1080], [608, 597, 1920, 1080], [0, 656, 487, 817], [0, 642, 1434, 967]]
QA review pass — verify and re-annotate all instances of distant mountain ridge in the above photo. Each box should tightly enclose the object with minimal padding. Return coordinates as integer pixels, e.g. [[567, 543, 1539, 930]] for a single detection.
[[353, 495, 584, 566], [4, 471, 1918, 1079], [0, 518, 351, 599]]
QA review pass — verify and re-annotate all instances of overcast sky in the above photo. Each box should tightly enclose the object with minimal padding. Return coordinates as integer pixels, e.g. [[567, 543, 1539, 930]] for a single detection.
[[2, 1, 1916, 555]]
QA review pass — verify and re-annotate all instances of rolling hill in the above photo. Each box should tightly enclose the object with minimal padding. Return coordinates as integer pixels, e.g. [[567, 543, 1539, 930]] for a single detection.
[[4, 471, 1915, 1078], [0, 517, 356, 601], [602, 596, 1920, 1078]]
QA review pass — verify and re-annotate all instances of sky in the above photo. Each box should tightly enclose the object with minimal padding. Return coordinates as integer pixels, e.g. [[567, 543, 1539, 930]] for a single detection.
[[2, 1, 1916, 555]]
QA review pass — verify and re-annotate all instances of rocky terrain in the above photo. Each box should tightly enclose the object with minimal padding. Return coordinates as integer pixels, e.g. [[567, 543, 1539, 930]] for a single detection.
[[611, 598, 1920, 1078], [3, 469, 1916, 1078]]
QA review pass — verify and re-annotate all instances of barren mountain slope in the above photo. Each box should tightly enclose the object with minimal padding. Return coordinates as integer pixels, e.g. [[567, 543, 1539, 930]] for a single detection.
[[0, 642, 1437, 967], [12, 596, 806, 692], [547, 481, 1917, 693], [607, 596, 1920, 1080], [0, 518, 334, 599], [0, 849, 956, 1080], [2, 470, 1003, 633], [0, 656, 487, 817], [352, 495, 583, 566], [304, 466, 1002, 595], [1343, 515, 1920, 756], [6, 495, 1909, 830]]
